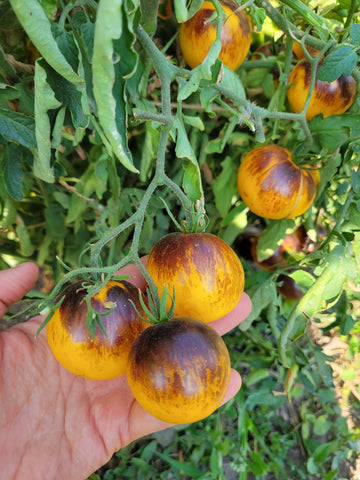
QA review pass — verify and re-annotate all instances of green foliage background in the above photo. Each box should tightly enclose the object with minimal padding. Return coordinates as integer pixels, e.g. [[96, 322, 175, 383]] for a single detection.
[[1, 0, 360, 478]]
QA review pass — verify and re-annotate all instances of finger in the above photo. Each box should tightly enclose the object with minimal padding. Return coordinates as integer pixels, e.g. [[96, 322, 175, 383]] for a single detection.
[[221, 368, 242, 405], [116, 256, 148, 290], [209, 292, 252, 336], [0, 262, 39, 318]]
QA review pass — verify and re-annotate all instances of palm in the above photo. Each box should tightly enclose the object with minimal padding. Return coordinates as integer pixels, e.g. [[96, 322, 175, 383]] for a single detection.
[[0, 263, 251, 480]]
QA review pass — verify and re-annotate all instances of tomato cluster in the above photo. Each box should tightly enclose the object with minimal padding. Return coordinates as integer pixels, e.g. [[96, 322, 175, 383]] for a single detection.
[[46, 233, 244, 424]]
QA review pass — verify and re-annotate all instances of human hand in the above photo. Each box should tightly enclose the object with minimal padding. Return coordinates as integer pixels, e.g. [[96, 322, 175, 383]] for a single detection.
[[0, 261, 252, 480]]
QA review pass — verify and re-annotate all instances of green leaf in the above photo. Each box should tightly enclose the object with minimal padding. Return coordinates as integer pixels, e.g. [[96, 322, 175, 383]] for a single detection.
[[350, 23, 360, 46], [172, 115, 203, 202], [213, 156, 237, 217], [256, 219, 296, 262], [240, 276, 278, 329], [174, 0, 203, 22], [0, 108, 36, 148], [0, 45, 18, 83], [0, 83, 18, 101], [245, 368, 270, 387], [310, 114, 360, 153], [16, 223, 35, 257], [220, 66, 246, 99], [92, 0, 138, 173], [317, 46, 357, 82], [154, 450, 204, 478], [178, 39, 222, 101], [140, 0, 159, 35], [33, 60, 62, 183], [1, 143, 24, 200], [9, 0, 82, 85]]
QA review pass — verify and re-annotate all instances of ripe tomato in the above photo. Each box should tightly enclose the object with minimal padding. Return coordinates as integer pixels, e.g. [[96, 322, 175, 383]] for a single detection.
[[46, 280, 148, 380], [179, 0, 251, 71], [287, 59, 357, 120], [292, 41, 319, 60], [126, 317, 231, 424], [237, 145, 319, 219], [146, 232, 244, 323]]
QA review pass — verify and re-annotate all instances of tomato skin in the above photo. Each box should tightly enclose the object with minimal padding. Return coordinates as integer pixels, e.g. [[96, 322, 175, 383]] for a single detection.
[[287, 59, 357, 120], [237, 145, 319, 219], [147, 232, 244, 323], [179, 0, 251, 71], [292, 42, 319, 60], [46, 280, 148, 380], [126, 317, 231, 424]]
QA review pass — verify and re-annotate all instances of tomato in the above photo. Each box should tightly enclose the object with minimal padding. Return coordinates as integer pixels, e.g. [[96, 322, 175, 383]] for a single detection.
[[46, 280, 148, 380], [146, 232, 244, 323], [179, 0, 251, 71], [237, 145, 319, 219], [287, 59, 357, 120], [276, 274, 304, 300], [292, 41, 319, 60], [126, 317, 231, 424], [251, 225, 310, 272]]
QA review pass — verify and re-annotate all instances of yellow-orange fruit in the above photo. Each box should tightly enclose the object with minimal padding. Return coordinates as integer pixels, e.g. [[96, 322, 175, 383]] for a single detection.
[[287, 59, 357, 120], [237, 145, 319, 219], [179, 0, 251, 71], [147, 232, 244, 323]]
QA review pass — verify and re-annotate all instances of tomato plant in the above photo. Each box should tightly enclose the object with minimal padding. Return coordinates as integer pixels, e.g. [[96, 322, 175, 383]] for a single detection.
[[287, 59, 357, 120], [146, 232, 244, 323], [126, 316, 231, 424], [46, 280, 148, 380], [237, 145, 320, 219], [179, 0, 252, 71], [2, 0, 360, 476]]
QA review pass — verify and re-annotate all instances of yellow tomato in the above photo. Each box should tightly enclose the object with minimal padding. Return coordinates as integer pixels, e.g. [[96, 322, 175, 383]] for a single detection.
[[237, 145, 319, 219], [46, 280, 148, 380], [147, 232, 244, 323], [127, 317, 231, 424], [287, 59, 357, 120], [179, 0, 252, 71]]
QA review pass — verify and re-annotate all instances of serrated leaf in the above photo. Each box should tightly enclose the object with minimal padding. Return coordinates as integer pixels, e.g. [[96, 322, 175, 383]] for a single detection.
[[0, 108, 36, 148], [9, 0, 82, 85], [178, 39, 222, 100], [310, 114, 360, 152], [33, 60, 62, 183], [92, 0, 138, 173], [317, 47, 357, 82]]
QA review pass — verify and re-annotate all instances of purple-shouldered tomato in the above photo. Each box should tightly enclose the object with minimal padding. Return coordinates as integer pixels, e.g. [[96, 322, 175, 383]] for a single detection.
[[287, 59, 357, 120], [146, 232, 244, 323], [126, 316, 231, 424], [179, 0, 252, 71], [46, 280, 148, 380], [237, 145, 320, 219]]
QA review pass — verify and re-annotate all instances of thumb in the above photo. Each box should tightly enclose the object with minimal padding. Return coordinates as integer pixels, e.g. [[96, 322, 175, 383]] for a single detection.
[[0, 262, 39, 319]]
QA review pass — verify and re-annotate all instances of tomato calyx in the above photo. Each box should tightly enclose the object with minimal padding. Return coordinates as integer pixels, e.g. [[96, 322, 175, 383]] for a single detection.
[[35, 275, 131, 337], [132, 284, 176, 324]]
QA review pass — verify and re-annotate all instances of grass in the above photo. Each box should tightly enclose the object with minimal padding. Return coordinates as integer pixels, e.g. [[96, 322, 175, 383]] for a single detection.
[[89, 312, 360, 480]]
